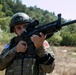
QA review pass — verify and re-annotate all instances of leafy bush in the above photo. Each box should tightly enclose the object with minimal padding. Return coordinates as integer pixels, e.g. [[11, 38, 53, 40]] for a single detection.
[[60, 32, 76, 46], [0, 17, 11, 31], [0, 31, 15, 44], [47, 32, 62, 46]]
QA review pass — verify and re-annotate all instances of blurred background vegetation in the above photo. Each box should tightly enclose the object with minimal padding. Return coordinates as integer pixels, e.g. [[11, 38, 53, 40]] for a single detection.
[[0, 0, 76, 46]]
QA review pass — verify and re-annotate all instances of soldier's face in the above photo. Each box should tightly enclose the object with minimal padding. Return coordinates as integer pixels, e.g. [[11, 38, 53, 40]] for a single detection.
[[14, 23, 27, 36]]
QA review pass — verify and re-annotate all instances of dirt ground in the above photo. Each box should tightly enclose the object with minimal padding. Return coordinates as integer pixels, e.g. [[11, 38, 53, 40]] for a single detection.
[[49, 46, 76, 75], [0, 45, 76, 75]]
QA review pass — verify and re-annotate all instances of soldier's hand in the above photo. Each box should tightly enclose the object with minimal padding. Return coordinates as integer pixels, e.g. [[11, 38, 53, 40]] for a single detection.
[[30, 32, 45, 49], [16, 41, 27, 52]]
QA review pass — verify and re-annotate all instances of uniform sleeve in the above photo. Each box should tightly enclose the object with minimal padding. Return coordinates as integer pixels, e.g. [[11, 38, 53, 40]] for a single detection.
[[0, 43, 16, 70], [36, 40, 55, 73]]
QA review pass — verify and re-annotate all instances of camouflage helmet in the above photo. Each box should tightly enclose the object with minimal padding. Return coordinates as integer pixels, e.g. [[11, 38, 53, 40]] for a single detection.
[[9, 12, 32, 33]]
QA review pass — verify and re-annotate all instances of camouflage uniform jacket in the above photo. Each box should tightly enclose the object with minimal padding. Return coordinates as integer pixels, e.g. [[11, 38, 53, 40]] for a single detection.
[[0, 40, 55, 75]]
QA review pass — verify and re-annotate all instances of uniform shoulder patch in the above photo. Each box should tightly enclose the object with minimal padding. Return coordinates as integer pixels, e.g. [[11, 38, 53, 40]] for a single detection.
[[43, 40, 55, 57], [4, 43, 10, 49], [43, 40, 50, 48]]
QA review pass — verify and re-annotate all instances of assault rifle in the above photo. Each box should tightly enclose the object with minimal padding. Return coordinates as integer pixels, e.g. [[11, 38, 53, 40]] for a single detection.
[[11, 14, 76, 57]]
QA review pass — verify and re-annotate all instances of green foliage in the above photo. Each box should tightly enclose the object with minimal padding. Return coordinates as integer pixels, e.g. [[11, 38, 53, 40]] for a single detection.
[[60, 32, 76, 46], [0, 17, 10, 31], [12, 2, 26, 13], [0, 11, 5, 17], [67, 24, 76, 33], [0, 31, 15, 44], [71, 33, 76, 46], [47, 32, 62, 46], [0, 4, 2, 11], [6, 10, 14, 16]]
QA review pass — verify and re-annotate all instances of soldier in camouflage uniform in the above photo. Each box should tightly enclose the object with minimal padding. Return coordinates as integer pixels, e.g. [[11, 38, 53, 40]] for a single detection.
[[0, 12, 55, 75]]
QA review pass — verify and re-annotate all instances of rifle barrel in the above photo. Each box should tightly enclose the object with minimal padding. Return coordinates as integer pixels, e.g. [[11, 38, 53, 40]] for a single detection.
[[61, 20, 76, 27]]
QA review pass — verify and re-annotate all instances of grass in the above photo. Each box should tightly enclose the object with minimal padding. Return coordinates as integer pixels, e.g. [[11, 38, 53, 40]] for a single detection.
[[50, 46, 76, 75]]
